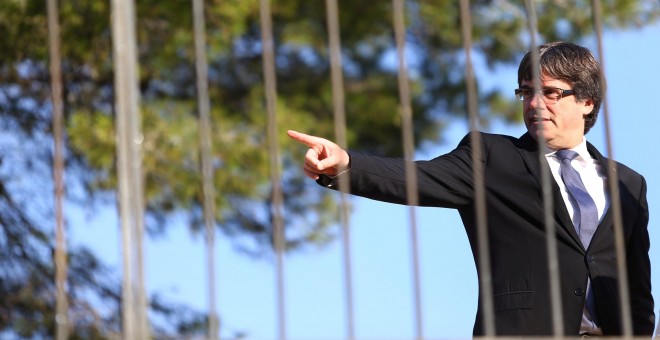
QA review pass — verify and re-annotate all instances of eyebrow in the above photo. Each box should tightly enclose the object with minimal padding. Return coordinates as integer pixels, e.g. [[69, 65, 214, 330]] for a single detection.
[[519, 85, 559, 90]]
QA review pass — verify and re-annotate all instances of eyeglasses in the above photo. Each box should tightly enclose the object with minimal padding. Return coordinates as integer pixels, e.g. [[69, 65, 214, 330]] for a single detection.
[[514, 87, 575, 103]]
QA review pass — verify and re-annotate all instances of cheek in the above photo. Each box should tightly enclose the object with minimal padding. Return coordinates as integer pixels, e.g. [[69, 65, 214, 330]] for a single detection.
[[555, 110, 581, 129], [522, 101, 532, 116]]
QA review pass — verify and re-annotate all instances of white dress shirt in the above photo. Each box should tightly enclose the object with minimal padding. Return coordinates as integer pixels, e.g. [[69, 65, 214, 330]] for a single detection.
[[546, 139, 609, 224]]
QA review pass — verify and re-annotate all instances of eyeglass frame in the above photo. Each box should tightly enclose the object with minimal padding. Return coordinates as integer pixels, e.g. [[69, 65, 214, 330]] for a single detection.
[[514, 86, 575, 103]]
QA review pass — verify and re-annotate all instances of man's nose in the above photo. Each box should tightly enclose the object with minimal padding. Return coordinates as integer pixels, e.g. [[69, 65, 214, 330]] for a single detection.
[[528, 91, 545, 109]]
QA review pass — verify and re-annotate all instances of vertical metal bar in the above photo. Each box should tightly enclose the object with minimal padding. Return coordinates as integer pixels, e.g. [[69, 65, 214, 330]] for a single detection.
[[134, 140, 147, 340], [258, 1, 287, 339], [134, 175, 148, 340], [522, 0, 564, 336], [191, 0, 219, 338], [457, 1, 496, 338], [391, 1, 423, 339], [590, 0, 633, 337], [323, 1, 355, 339], [111, 0, 148, 338], [46, 0, 68, 339]]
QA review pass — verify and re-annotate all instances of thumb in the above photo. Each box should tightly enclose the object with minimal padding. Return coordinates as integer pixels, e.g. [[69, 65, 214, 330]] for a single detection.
[[316, 145, 349, 172]]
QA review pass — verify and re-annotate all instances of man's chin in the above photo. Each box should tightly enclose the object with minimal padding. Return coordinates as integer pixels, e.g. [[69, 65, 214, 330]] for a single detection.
[[526, 126, 554, 142]]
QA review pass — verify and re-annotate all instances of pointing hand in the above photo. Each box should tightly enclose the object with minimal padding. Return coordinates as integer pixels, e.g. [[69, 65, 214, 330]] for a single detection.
[[287, 130, 350, 180]]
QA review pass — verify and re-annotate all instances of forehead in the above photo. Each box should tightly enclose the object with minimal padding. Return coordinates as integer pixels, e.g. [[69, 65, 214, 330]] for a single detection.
[[521, 75, 572, 89]]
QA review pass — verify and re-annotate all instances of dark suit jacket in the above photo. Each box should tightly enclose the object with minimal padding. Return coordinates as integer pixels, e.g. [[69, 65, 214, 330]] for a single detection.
[[318, 132, 654, 336]]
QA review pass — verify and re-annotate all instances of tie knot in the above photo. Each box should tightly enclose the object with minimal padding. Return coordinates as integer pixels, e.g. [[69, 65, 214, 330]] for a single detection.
[[555, 149, 579, 162]]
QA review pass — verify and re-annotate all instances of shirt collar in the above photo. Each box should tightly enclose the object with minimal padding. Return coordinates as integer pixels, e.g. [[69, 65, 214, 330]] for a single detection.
[[571, 138, 591, 162], [545, 138, 590, 162]]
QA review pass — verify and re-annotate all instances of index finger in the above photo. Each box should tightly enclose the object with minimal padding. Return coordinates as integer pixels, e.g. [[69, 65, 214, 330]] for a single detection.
[[287, 130, 322, 148]]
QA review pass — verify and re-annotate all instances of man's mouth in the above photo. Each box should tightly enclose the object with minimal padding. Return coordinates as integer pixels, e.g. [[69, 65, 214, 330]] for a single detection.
[[529, 116, 552, 124]]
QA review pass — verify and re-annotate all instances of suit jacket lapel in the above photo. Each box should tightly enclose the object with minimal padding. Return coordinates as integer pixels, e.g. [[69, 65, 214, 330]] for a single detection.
[[516, 133, 585, 251], [585, 142, 614, 246]]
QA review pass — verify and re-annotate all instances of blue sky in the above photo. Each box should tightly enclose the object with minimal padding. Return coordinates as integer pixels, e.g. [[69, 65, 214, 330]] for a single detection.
[[70, 22, 660, 339]]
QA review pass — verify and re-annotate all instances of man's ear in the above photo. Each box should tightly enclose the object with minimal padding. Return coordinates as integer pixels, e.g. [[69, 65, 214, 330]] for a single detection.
[[582, 99, 595, 116]]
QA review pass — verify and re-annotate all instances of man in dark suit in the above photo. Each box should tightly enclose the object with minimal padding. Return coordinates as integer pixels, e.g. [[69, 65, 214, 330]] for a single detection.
[[287, 42, 654, 336]]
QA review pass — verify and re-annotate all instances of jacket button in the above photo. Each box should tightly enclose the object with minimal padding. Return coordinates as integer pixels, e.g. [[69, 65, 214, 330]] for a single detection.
[[586, 255, 594, 262], [574, 288, 584, 296]]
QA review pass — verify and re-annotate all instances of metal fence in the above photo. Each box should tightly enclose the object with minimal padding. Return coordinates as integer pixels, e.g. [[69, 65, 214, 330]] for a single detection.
[[44, 0, 658, 339]]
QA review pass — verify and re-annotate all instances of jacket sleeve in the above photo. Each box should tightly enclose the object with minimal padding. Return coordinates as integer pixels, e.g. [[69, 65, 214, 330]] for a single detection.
[[626, 175, 656, 335], [317, 133, 479, 209]]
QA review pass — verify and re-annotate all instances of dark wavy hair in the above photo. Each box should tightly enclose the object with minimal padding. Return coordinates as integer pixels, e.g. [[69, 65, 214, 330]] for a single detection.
[[517, 42, 603, 134]]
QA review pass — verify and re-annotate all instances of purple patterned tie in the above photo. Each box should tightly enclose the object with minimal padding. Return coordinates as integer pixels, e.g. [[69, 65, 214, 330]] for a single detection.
[[555, 150, 598, 247], [556, 149, 599, 329]]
